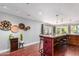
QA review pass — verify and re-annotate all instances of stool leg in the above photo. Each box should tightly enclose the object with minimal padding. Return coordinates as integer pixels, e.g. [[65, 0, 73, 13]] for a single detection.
[[22, 43, 24, 48], [19, 43, 20, 48], [22, 44, 23, 48]]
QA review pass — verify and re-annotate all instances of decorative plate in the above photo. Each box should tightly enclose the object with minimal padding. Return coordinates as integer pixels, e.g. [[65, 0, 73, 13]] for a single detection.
[[0, 20, 12, 31], [11, 25, 19, 33], [18, 23, 25, 29], [24, 27, 28, 31], [24, 26, 30, 31], [0, 22, 3, 30]]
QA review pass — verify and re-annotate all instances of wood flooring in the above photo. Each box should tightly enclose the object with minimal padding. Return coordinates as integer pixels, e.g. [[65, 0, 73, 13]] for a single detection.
[[0, 44, 79, 56]]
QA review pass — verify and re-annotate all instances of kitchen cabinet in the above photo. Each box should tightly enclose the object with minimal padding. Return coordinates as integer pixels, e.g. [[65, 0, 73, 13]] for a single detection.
[[39, 34, 79, 56], [10, 38, 18, 52], [39, 35, 54, 56], [68, 35, 79, 46]]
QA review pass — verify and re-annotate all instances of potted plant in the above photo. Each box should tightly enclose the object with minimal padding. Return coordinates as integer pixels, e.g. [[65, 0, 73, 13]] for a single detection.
[[20, 33, 24, 43], [9, 34, 14, 40], [20, 33, 23, 41], [19, 33, 24, 48]]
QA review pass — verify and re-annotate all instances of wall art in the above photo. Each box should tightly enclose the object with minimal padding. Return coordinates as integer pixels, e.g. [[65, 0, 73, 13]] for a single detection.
[[11, 25, 19, 33], [0, 20, 12, 31], [18, 23, 25, 29]]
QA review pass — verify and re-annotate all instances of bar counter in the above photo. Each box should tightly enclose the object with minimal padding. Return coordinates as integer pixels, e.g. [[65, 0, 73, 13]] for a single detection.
[[39, 34, 79, 56]]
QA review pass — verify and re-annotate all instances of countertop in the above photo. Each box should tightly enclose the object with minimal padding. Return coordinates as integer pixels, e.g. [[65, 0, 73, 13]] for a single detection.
[[39, 33, 79, 38]]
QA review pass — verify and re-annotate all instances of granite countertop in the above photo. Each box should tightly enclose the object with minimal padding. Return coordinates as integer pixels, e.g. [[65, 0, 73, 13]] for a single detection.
[[40, 33, 79, 38], [40, 34, 54, 38], [39, 34, 67, 38]]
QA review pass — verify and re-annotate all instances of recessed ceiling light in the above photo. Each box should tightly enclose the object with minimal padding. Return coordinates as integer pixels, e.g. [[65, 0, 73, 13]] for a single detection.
[[3, 6, 8, 9], [26, 3, 31, 6], [26, 3, 30, 4], [27, 14, 31, 16], [38, 11, 42, 15]]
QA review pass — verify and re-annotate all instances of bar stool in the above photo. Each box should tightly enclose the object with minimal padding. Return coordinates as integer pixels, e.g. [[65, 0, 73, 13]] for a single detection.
[[19, 40, 24, 48]]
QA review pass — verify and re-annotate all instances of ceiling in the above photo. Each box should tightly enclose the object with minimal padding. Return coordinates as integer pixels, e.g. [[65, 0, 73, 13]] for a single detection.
[[0, 3, 79, 25]]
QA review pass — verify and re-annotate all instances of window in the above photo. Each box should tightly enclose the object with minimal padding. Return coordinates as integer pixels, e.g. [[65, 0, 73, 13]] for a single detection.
[[77, 25, 79, 33], [42, 24, 53, 35], [55, 25, 68, 35], [41, 24, 79, 35], [70, 25, 77, 34]]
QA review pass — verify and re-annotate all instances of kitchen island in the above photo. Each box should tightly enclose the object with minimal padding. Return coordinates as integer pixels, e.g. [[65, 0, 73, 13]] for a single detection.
[[39, 34, 79, 56]]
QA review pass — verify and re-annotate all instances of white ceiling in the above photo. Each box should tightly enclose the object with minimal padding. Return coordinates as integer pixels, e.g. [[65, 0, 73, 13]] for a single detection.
[[0, 3, 79, 25]]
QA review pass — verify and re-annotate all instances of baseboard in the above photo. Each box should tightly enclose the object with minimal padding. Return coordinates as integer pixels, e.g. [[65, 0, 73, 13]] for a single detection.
[[24, 41, 40, 47], [0, 41, 39, 54], [0, 49, 10, 54]]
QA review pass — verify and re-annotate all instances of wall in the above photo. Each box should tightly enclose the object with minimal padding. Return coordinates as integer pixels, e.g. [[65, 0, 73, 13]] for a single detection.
[[0, 12, 42, 52]]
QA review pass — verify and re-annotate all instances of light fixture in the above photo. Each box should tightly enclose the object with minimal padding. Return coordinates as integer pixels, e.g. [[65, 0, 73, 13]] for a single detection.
[[3, 6, 8, 9], [56, 14, 59, 23], [26, 3, 30, 5], [38, 11, 42, 15]]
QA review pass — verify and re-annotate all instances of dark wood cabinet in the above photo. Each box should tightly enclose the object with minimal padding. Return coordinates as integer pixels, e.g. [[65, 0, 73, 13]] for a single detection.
[[43, 38, 54, 56], [68, 35, 79, 46], [10, 38, 18, 52], [40, 36, 54, 56]]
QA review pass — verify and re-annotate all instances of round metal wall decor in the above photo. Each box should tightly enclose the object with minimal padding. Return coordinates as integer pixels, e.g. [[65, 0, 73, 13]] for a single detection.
[[11, 25, 19, 33], [0, 22, 3, 30], [27, 26, 30, 30], [24, 27, 28, 31], [24, 26, 31, 31], [0, 20, 12, 31], [18, 23, 25, 29]]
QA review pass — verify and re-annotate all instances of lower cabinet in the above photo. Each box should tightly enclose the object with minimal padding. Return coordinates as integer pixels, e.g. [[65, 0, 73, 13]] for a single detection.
[[68, 35, 79, 46], [40, 36, 54, 56], [10, 38, 18, 52]]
